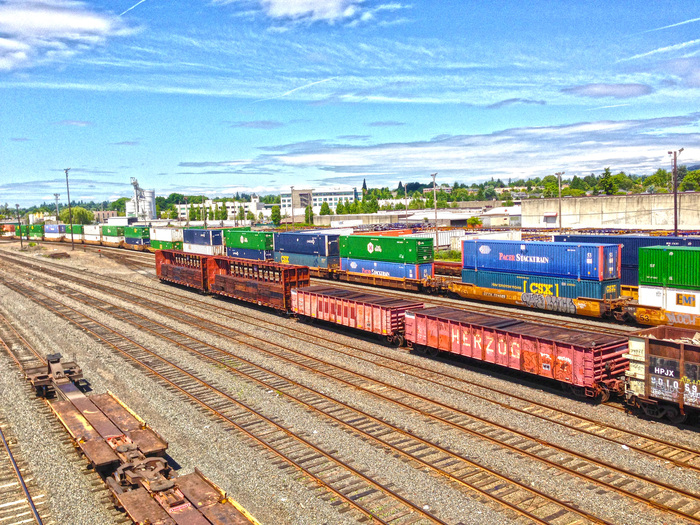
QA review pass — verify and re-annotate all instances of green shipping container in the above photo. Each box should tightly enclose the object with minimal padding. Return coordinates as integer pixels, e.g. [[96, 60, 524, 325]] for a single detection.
[[101, 226, 124, 237], [124, 226, 150, 238], [224, 230, 274, 250], [339, 235, 434, 264], [151, 240, 183, 251], [639, 246, 700, 290], [29, 224, 44, 233], [67, 224, 84, 234]]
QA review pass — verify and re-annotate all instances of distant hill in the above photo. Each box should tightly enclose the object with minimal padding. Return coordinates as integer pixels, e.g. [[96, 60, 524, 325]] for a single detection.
[[687, 164, 700, 171]]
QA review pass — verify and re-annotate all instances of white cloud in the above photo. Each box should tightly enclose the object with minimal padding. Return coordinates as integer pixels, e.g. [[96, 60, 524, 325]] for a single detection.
[[0, 0, 131, 70]]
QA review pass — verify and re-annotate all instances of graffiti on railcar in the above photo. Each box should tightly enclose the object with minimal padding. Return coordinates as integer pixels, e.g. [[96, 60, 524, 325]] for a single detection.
[[521, 293, 577, 314]]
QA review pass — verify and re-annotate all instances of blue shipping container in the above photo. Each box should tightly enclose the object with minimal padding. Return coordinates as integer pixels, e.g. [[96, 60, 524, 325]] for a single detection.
[[183, 229, 223, 246], [124, 237, 149, 246], [553, 234, 700, 267], [620, 265, 638, 286], [44, 224, 66, 233], [273, 232, 340, 257], [462, 240, 621, 281], [226, 247, 272, 260], [273, 251, 340, 269], [461, 269, 621, 300], [342, 258, 434, 280]]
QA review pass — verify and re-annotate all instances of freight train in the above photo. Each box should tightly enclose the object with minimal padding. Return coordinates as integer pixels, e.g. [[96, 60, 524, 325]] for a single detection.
[[4, 224, 700, 331], [154, 249, 699, 424]]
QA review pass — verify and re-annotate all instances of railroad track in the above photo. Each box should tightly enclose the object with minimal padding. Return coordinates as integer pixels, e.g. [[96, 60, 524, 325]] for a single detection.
[[1, 278, 449, 525], [3, 263, 700, 523]]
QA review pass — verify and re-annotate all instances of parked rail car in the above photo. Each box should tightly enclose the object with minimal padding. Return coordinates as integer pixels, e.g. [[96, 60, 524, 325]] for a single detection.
[[26, 355, 255, 524], [292, 285, 423, 345], [404, 307, 629, 400], [207, 255, 309, 311], [625, 326, 700, 423], [434, 260, 462, 277], [156, 249, 209, 291]]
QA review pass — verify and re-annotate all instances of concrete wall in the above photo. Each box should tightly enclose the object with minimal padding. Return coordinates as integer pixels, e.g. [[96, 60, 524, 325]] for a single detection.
[[521, 192, 700, 230]]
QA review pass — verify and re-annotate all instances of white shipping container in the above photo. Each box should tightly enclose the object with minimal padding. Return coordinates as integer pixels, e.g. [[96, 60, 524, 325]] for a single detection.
[[639, 285, 700, 315], [84, 225, 101, 235], [150, 227, 183, 242], [83, 234, 102, 243], [182, 243, 225, 256], [43, 233, 64, 239], [102, 236, 125, 245], [450, 230, 523, 251]]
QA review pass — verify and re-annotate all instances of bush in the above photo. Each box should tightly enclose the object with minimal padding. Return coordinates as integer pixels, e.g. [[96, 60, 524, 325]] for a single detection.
[[435, 249, 461, 261]]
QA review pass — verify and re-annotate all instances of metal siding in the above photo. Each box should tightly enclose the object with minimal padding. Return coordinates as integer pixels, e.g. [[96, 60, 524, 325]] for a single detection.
[[224, 230, 274, 250], [341, 258, 434, 279], [124, 237, 149, 245], [273, 251, 339, 268], [340, 235, 434, 264], [225, 247, 272, 260], [273, 232, 339, 256], [182, 229, 224, 246]]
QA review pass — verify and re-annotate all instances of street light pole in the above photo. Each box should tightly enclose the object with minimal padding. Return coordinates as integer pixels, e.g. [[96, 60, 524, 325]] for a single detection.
[[555, 171, 565, 234], [15, 204, 23, 250], [64, 168, 75, 251], [668, 148, 683, 235], [431, 173, 438, 250]]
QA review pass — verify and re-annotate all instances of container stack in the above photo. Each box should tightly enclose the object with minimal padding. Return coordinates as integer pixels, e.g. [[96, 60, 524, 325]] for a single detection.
[[461, 240, 622, 299], [20, 224, 44, 239], [339, 235, 434, 279], [149, 228, 184, 251], [273, 232, 340, 268], [224, 230, 274, 260], [84, 224, 102, 244], [183, 229, 225, 256], [638, 246, 700, 316], [66, 224, 84, 242], [101, 225, 125, 246], [124, 226, 150, 247], [554, 234, 700, 286], [1, 224, 16, 237], [44, 224, 66, 241]]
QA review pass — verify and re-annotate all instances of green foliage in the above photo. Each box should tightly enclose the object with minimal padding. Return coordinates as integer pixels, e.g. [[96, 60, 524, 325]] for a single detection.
[[435, 250, 461, 261], [319, 202, 332, 215], [109, 197, 129, 213], [246, 211, 255, 221], [59, 206, 94, 225], [335, 201, 346, 214], [680, 169, 700, 192], [304, 205, 313, 224], [467, 216, 483, 227], [169, 206, 178, 219], [271, 205, 281, 226], [597, 167, 617, 195]]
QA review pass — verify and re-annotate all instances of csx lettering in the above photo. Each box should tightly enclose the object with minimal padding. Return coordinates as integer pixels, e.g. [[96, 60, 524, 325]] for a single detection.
[[529, 283, 554, 296]]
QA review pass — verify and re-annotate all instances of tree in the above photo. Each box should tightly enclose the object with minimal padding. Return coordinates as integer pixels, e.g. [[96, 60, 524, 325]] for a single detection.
[[237, 206, 245, 223], [169, 206, 178, 220], [397, 181, 404, 196], [336, 201, 345, 214], [680, 169, 700, 192], [362, 179, 367, 194], [60, 206, 94, 225], [271, 205, 281, 226], [320, 202, 332, 215], [569, 176, 588, 191], [109, 197, 129, 213], [597, 167, 617, 195], [304, 205, 313, 224], [246, 211, 255, 222]]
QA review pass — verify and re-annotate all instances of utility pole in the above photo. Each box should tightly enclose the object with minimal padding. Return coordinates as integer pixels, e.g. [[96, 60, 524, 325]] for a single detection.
[[184, 196, 189, 227], [15, 204, 23, 249], [64, 168, 75, 251], [556, 171, 565, 234], [203, 196, 207, 228], [668, 148, 683, 235], [431, 173, 438, 250], [53, 193, 60, 219], [290, 186, 295, 231], [403, 182, 408, 225]]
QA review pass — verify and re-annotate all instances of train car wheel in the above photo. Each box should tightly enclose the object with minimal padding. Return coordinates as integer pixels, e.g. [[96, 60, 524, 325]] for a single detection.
[[665, 407, 688, 425], [598, 387, 611, 404]]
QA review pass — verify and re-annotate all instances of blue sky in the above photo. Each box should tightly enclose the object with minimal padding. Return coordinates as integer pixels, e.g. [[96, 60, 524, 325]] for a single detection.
[[1, 0, 699, 207]]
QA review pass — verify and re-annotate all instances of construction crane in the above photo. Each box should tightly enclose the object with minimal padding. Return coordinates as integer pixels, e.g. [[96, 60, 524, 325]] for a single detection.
[[130, 177, 146, 221]]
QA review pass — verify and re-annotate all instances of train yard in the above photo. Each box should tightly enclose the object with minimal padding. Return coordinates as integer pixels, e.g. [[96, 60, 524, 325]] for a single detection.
[[0, 240, 699, 524]]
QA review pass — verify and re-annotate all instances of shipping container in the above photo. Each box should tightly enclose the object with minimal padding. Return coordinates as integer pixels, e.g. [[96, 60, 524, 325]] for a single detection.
[[44, 224, 67, 233], [639, 246, 700, 290], [102, 236, 125, 246], [207, 256, 309, 311], [292, 286, 423, 343], [124, 226, 150, 238], [620, 264, 638, 286], [150, 228, 184, 242], [273, 251, 340, 269], [274, 232, 340, 257], [124, 237, 150, 246], [462, 240, 621, 281], [182, 243, 225, 256], [224, 230, 274, 250], [354, 229, 414, 237], [405, 306, 628, 395], [183, 229, 224, 246], [84, 225, 101, 235], [43, 233, 65, 240], [67, 224, 84, 234], [460, 269, 622, 300], [638, 285, 700, 315], [155, 250, 209, 291], [341, 258, 434, 280], [225, 247, 272, 260], [83, 234, 103, 244], [625, 325, 700, 421], [1, 224, 16, 233], [554, 234, 700, 267], [150, 240, 183, 251], [101, 225, 125, 237], [340, 235, 434, 264]]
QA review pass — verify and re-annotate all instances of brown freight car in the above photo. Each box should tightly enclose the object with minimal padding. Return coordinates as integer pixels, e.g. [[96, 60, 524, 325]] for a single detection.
[[156, 249, 209, 291], [292, 285, 423, 345], [207, 256, 309, 311], [405, 306, 629, 400], [626, 325, 700, 423]]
